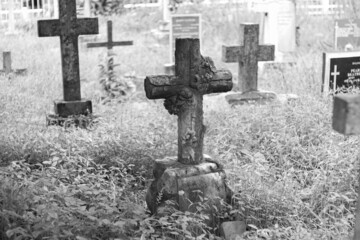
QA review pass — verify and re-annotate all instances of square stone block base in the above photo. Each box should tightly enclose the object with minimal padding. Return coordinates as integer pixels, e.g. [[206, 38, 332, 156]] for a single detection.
[[54, 99, 92, 118], [0, 68, 27, 76], [146, 156, 233, 230], [333, 94, 360, 135], [225, 91, 277, 105]]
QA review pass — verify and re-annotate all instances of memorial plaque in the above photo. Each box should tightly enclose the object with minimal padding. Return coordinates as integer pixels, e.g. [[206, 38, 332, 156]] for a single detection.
[[322, 51, 360, 94], [169, 14, 201, 63], [335, 19, 360, 51]]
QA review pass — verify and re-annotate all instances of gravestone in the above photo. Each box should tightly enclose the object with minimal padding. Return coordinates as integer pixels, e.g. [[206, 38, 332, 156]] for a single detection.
[[253, 0, 296, 61], [165, 14, 201, 75], [322, 51, 360, 94], [333, 94, 360, 240], [335, 19, 360, 51], [87, 20, 133, 53], [222, 23, 277, 105], [37, 0, 98, 125], [0, 52, 27, 75], [146, 38, 233, 229]]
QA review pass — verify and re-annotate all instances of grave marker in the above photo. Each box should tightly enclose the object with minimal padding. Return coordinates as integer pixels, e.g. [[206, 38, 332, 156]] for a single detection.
[[145, 38, 233, 227], [254, 0, 296, 59], [0, 52, 26, 75], [37, 0, 98, 120], [165, 14, 201, 74], [222, 23, 276, 104], [322, 51, 360, 94], [87, 20, 133, 52], [333, 94, 360, 240], [335, 19, 360, 51]]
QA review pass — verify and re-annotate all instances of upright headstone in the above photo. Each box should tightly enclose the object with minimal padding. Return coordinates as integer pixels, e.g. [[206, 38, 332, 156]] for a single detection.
[[83, 0, 91, 17], [0, 52, 27, 75], [165, 14, 201, 75], [37, 0, 99, 124], [335, 19, 360, 51], [333, 94, 360, 240], [253, 0, 296, 61], [146, 38, 233, 228], [87, 20, 133, 54], [6, 0, 16, 35], [322, 51, 360, 94], [222, 23, 276, 105]]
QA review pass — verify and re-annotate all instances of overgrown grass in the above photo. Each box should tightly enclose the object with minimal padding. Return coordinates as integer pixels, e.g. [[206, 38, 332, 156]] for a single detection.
[[0, 3, 358, 239]]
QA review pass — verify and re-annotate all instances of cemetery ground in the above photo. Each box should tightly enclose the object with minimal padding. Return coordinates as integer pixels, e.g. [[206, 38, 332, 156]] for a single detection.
[[0, 5, 357, 240]]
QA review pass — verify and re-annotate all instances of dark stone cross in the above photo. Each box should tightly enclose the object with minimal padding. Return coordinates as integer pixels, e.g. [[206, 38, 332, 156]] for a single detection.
[[145, 38, 233, 165], [0, 51, 26, 75], [37, 0, 98, 117], [222, 23, 274, 93], [333, 94, 360, 239], [87, 20, 133, 51]]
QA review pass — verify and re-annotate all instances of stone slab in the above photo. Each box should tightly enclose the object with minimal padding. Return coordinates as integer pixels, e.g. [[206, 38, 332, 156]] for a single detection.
[[220, 221, 247, 240], [54, 99, 92, 118], [225, 91, 277, 105]]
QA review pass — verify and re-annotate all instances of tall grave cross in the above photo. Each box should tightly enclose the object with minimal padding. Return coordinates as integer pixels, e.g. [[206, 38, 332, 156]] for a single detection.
[[222, 23, 274, 93], [87, 20, 133, 52], [145, 39, 233, 225], [145, 38, 233, 164], [333, 95, 360, 240], [38, 0, 98, 117]]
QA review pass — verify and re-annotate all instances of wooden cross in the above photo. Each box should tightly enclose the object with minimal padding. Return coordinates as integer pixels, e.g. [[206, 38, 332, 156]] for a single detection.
[[333, 94, 360, 239], [0, 52, 26, 75], [222, 23, 274, 92], [145, 38, 233, 165], [37, 0, 98, 102], [331, 65, 340, 92], [87, 20, 133, 51]]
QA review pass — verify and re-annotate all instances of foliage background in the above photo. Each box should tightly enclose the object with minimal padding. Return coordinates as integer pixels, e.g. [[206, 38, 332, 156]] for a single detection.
[[0, 1, 359, 239]]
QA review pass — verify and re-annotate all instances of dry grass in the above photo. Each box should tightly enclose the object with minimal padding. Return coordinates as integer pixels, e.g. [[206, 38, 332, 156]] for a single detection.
[[0, 3, 358, 239]]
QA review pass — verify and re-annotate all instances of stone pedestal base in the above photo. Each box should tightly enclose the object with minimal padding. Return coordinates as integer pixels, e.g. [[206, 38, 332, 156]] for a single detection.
[[46, 99, 94, 128], [54, 99, 92, 118], [146, 156, 233, 230], [225, 91, 277, 105]]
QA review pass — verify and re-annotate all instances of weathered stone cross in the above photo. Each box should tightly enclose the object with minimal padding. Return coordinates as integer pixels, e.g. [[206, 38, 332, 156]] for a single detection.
[[37, 0, 98, 117], [333, 94, 360, 240], [145, 38, 233, 164], [0, 52, 26, 75], [222, 23, 274, 93], [87, 20, 133, 51]]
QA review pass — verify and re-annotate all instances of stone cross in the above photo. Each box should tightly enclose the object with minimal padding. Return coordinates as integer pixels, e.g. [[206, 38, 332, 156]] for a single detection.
[[0, 52, 26, 75], [333, 94, 360, 240], [145, 38, 233, 165], [87, 20, 133, 51], [331, 65, 340, 92], [37, 0, 98, 117], [222, 23, 274, 93]]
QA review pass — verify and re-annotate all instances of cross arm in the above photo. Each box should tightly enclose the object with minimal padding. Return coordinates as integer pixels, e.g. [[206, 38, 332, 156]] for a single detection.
[[333, 94, 360, 135], [76, 18, 99, 35], [201, 69, 233, 94], [145, 75, 181, 99], [222, 45, 241, 63], [38, 20, 60, 36]]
